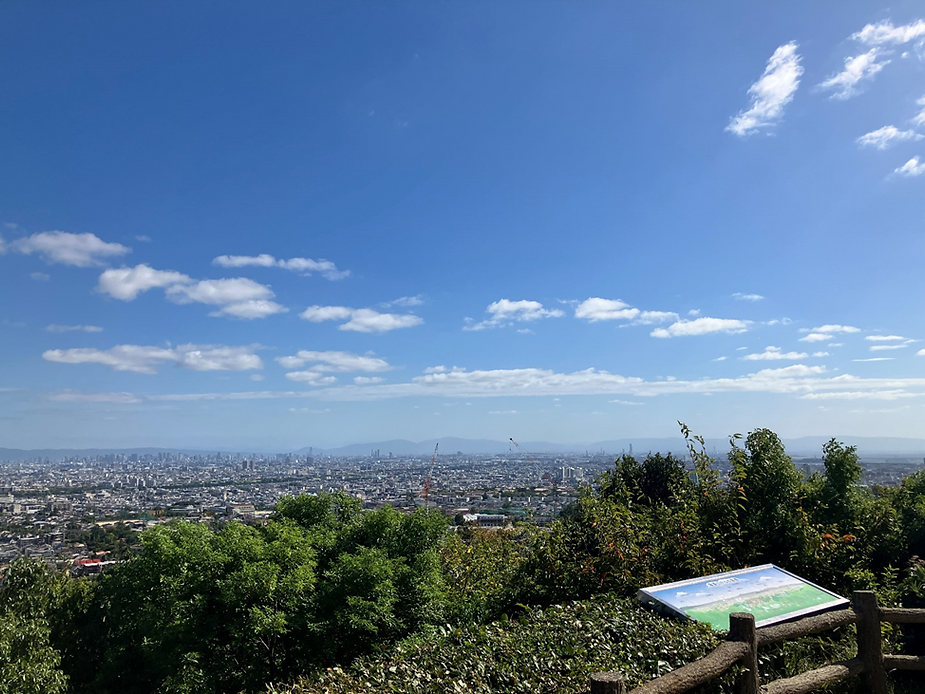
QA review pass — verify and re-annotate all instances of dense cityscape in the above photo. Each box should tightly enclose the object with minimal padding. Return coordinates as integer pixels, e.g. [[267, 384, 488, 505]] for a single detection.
[[3, 444, 924, 572]]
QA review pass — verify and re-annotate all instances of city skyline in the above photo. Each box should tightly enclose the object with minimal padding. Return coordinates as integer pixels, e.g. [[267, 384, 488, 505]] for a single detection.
[[2, 2, 925, 450]]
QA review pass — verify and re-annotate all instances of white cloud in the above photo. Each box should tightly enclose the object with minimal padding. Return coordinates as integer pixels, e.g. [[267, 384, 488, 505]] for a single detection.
[[465, 299, 564, 330], [209, 299, 288, 319], [99, 265, 286, 318], [276, 350, 392, 373], [609, 399, 643, 406], [857, 125, 923, 149], [802, 390, 914, 400], [812, 352, 830, 357], [688, 309, 701, 317], [575, 298, 638, 322], [11, 231, 130, 267], [870, 344, 910, 351], [634, 310, 679, 325], [300, 305, 423, 333], [43, 343, 262, 374], [713, 356, 728, 362], [383, 295, 424, 308], [918, 349, 925, 356], [818, 49, 890, 100], [895, 156, 925, 177], [866, 335, 908, 341], [733, 293, 765, 301], [651, 317, 749, 338], [43, 345, 178, 374], [852, 19, 925, 46], [167, 277, 273, 305], [853, 357, 895, 362], [743, 346, 808, 361], [174, 345, 263, 372], [213, 254, 349, 280], [250, 374, 264, 382], [799, 333, 831, 342], [45, 324, 103, 333], [284, 371, 338, 386], [812, 324, 860, 334], [50, 390, 142, 404], [726, 42, 803, 137], [914, 96, 925, 127], [144, 360, 925, 404], [354, 376, 385, 385], [574, 298, 676, 325], [98, 264, 191, 301], [30, 272, 50, 282]]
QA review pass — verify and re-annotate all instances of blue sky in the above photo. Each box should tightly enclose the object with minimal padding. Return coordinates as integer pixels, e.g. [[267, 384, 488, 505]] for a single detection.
[[2, 1, 925, 451]]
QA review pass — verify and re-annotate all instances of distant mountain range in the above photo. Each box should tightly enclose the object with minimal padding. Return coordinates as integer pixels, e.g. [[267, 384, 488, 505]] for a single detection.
[[3, 435, 925, 463]]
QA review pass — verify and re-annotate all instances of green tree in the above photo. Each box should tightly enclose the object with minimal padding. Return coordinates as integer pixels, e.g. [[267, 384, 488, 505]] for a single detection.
[[0, 559, 68, 694]]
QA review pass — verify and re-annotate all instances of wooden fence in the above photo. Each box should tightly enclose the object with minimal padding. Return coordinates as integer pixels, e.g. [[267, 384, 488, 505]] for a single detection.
[[590, 590, 925, 694]]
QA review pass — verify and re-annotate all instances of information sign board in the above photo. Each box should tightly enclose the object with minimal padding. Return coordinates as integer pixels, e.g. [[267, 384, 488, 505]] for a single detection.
[[637, 564, 848, 631]]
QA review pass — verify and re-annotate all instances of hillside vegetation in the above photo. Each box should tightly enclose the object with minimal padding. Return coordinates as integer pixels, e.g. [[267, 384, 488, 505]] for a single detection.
[[3, 427, 925, 694]]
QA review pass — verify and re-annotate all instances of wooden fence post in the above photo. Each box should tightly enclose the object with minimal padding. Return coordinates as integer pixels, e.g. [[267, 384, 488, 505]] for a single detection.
[[854, 590, 888, 694], [590, 672, 627, 694], [729, 612, 759, 694]]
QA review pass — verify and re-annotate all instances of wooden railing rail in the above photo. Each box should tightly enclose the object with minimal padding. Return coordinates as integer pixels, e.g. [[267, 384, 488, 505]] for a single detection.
[[590, 590, 925, 694]]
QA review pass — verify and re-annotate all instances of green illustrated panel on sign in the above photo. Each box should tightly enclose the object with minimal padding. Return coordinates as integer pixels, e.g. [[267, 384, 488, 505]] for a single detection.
[[637, 564, 849, 631]]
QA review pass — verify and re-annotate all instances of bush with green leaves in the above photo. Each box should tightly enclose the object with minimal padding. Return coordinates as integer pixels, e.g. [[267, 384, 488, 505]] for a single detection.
[[59, 494, 450, 694], [275, 595, 720, 694]]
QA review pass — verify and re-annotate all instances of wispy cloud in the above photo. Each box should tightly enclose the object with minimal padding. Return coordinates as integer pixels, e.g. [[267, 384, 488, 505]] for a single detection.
[[852, 357, 895, 362], [465, 299, 563, 331], [742, 346, 808, 361], [894, 156, 925, 177], [574, 298, 676, 325], [651, 317, 749, 338], [284, 372, 338, 386], [50, 390, 142, 404], [799, 324, 860, 342], [43, 343, 263, 374], [818, 49, 890, 100], [382, 295, 424, 308], [870, 344, 910, 351], [301, 305, 423, 333], [852, 19, 925, 46], [727, 42, 803, 137], [9, 231, 130, 267], [733, 293, 765, 302], [276, 350, 392, 372], [45, 324, 103, 333], [213, 253, 349, 280], [857, 125, 923, 149], [866, 335, 910, 342], [914, 96, 925, 127]]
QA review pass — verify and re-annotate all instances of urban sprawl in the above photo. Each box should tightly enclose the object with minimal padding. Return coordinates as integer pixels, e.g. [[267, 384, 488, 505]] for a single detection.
[[1, 447, 921, 573]]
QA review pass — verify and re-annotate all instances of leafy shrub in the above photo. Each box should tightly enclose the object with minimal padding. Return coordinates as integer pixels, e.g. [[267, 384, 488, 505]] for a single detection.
[[275, 596, 720, 694]]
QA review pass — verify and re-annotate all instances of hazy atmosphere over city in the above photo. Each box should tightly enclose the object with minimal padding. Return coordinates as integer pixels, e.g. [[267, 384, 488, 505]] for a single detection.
[[2, 1, 925, 451]]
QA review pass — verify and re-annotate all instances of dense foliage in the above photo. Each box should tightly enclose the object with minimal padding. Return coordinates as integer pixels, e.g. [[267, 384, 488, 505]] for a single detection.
[[278, 596, 720, 694], [3, 426, 925, 694]]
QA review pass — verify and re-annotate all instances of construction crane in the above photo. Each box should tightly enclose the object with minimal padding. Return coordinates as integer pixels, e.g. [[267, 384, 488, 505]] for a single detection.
[[509, 437, 557, 488], [421, 442, 438, 507]]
